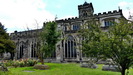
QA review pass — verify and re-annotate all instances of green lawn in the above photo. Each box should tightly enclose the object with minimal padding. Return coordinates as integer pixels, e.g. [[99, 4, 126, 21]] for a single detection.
[[0, 63, 133, 75]]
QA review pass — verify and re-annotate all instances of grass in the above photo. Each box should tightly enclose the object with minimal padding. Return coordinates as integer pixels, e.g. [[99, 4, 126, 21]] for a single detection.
[[0, 63, 133, 75]]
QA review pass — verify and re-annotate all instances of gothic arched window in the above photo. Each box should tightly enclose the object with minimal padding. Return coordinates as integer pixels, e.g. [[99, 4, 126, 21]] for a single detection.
[[104, 19, 115, 27], [64, 35, 77, 59]]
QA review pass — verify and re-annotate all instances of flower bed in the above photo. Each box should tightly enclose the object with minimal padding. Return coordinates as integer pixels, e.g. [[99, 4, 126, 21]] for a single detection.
[[0, 59, 38, 68]]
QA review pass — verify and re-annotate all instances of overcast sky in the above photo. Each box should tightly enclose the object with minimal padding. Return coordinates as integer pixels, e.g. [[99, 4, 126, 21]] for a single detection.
[[0, 0, 133, 33]]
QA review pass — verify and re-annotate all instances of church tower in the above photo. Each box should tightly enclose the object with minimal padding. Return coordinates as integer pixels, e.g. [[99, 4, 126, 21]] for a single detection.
[[78, 2, 94, 18]]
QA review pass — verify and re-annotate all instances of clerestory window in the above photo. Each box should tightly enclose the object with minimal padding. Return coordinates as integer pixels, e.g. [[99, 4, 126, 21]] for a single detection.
[[104, 19, 115, 27], [73, 25, 80, 30]]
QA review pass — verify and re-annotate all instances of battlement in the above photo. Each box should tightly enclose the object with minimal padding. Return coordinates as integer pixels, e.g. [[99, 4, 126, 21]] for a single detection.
[[78, 2, 93, 9], [93, 9, 122, 17], [43, 17, 78, 25], [56, 17, 79, 23], [10, 29, 42, 40], [64, 17, 78, 21]]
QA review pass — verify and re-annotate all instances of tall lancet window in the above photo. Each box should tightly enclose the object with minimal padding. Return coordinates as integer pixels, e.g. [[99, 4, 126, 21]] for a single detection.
[[64, 35, 77, 59]]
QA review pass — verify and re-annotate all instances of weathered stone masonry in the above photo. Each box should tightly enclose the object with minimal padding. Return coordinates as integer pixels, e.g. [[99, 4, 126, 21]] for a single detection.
[[10, 2, 124, 62]]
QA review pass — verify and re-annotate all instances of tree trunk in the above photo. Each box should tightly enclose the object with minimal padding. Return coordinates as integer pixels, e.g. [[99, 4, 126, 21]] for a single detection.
[[41, 57, 44, 65], [38, 53, 44, 65], [121, 68, 126, 75]]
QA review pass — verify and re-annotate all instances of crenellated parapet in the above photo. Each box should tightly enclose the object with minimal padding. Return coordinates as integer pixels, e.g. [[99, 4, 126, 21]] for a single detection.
[[78, 2, 94, 18], [94, 9, 122, 17], [10, 29, 42, 40], [56, 9, 122, 23], [56, 17, 79, 23], [78, 2, 93, 9]]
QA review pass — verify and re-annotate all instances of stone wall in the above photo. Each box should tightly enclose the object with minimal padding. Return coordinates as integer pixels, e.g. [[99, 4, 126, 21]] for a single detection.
[[10, 2, 123, 62]]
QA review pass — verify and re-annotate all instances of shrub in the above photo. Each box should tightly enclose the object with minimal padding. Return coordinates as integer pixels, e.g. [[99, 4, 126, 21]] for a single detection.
[[26, 59, 37, 66], [12, 60, 19, 68], [4, 60, 14, 67], [1, 59, 38, 68], [19, 59, 38, 67], [19, 61, 25, 67]]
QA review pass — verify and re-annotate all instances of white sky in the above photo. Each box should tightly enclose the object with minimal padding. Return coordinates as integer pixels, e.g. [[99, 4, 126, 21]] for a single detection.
[[0, 0, 133, 33]]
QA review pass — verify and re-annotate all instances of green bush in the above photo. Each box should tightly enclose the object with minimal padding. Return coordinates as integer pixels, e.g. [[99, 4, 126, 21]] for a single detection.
[[12, 61, 19, 68], [4, 60, 14, 67], [19, 61, 25, 67], [1, 59, 38, 68], [26, 59, 37, 66], [18, 59, 38, 67]]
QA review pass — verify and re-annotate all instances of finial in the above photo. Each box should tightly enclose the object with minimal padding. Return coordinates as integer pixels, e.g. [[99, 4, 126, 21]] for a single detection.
[[83, 0, 88, 5], [118, 6, 120, 10], [55, 15, 58, 21], [118, 6, 121, 11], [127, 7, 133, 20]]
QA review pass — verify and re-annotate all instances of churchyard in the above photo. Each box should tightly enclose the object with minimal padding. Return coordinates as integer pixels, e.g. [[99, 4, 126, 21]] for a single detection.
[[0, 5, 132, 75], [0, 59, 133, 75]]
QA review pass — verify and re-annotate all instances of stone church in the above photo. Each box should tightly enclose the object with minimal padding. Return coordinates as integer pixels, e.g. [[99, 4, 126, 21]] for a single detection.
[[10, 2, 124, 62]]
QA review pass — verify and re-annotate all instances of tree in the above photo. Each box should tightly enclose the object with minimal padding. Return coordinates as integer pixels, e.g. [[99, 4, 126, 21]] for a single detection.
[[0, 22, 15, 59], [80, 18, 133, 75], [79, 18, 103, 63], [101, 18, 133, 75], [39, 22, 61, 64]]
